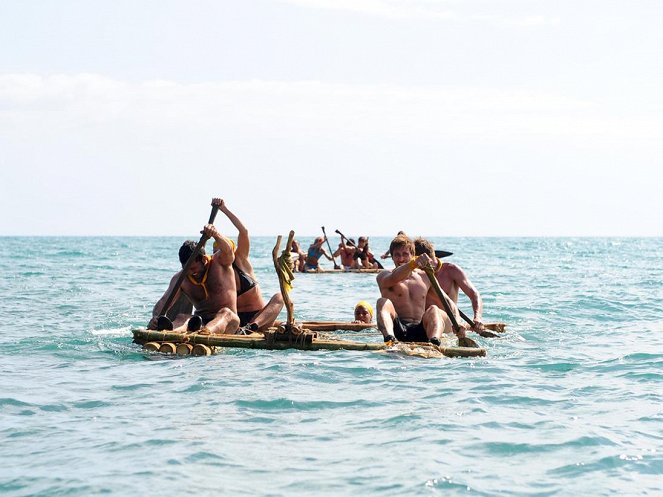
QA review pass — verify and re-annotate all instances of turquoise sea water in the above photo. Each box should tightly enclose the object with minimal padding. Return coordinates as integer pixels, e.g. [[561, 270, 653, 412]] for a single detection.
[[1, 236, 661, 496]]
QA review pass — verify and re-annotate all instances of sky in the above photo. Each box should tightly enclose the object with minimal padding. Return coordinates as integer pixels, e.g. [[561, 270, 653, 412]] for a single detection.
[[1, 0, 662, 237]]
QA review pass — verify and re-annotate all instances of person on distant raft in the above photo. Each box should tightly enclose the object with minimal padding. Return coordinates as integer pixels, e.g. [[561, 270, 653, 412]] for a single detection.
[[414, 237, 484, 331], [353, 300, 374, 323], [353, 236, 380, 269], [148, 225, 239, 334], [304, 237, 334, 271], [375, 234, 464, 346], [333, 237, 357, 270], [290, 239, 306, 272], [214, 198, 284, 334]]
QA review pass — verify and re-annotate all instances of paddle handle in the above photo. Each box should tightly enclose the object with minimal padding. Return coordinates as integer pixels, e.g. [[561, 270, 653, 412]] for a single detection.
[[158, 204, 220, 317], [422, 265, 461, 333], [335, 229, 353, 247], [458, 308, 474, 327], [321, 226, 340, 269]]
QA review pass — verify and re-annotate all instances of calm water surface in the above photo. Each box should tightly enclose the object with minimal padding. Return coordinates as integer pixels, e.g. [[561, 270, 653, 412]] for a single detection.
[[0, 236, 661, 496]]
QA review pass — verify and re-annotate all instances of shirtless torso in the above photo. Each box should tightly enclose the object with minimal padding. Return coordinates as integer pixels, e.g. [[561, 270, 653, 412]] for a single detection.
[[377, 260, 430, 323], [150, 224, 239, 334], [180, 254, 237, 320]]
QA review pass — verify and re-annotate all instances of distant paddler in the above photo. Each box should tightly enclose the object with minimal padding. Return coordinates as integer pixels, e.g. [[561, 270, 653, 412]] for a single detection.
[[332, 237, 357, 270], [214, 198, 284, 334], [148, 224, 240, 334], [304, 236, 334, 271], [375, 234, 465, 346], [414, 237, 484, 331]]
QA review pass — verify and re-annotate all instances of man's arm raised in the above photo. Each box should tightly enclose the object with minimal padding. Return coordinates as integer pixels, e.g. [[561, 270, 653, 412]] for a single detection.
[[214, 198, 250, 260], [204, 224, 235, 267]]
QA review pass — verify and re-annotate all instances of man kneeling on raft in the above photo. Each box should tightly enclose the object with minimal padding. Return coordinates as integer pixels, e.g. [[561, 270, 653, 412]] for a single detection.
[[376, 234, 465, 346], [148, 225, 240, 334]]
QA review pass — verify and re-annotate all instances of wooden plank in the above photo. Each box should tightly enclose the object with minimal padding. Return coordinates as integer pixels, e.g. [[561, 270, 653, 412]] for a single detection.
[[274, 321, 376, 331]]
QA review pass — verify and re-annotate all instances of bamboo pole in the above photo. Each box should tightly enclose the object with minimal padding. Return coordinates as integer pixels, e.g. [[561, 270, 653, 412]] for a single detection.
[[272, 231, 296, 326]]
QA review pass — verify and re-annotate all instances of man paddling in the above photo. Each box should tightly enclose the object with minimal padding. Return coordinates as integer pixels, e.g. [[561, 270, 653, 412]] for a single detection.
[[148, 225, 240, 334], [414, 237, 485, 331], [333, 238, 357, 270], [376, 234, 464, 345], [214, 198, 284, 334]]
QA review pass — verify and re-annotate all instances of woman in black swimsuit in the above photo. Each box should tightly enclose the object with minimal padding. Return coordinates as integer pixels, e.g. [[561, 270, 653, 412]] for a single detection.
[[214, 198, 284, 334]]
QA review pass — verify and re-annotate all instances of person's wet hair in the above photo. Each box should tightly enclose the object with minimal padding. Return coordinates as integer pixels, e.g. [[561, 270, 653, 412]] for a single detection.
[[414, 237, 435, 258], [389, 234, 414, 256], [179, 240, 206, 266]]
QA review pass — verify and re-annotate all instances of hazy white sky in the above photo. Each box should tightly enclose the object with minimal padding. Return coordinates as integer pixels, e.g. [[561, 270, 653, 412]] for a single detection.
[[1, 0, 661, 236]]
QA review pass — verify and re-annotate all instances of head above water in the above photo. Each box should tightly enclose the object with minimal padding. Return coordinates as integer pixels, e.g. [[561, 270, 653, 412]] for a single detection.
[[354, 300, 374, 323], [179, 240, 206, 266], [414, 237, 435, 258]]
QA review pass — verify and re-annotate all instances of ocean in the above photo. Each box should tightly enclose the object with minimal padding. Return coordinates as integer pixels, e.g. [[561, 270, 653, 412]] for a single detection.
[[1, 236, 661, 496]]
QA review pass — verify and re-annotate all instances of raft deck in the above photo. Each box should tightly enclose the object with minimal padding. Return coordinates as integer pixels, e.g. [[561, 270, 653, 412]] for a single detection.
[[132, 328, 486, 358]]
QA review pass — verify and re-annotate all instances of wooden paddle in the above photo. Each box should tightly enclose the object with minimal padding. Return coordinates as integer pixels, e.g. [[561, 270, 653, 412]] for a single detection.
[[457, 308, 500, 338], [321, 226, 341, 269], [335, 229, 385, 269], [156, 203, 220, 320], [384, 249, 452, 259], [421, 261, 480, 348]]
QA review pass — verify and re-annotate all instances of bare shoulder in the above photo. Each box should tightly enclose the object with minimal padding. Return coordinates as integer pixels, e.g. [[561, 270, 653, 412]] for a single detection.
[[170, 270, 183, 284], [442, 262, 464, 275], [376, 268, 392, 282], [376, 268, 397, 288]]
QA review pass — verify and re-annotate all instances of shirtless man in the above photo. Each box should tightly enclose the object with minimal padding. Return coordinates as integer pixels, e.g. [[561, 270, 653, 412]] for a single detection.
[[376, 234, 462, 345], [215, 198, 284, 334], [304, 237, 333, 271], [333, 238, 357, 270], [414, 237, 484, 331], [148, 225, 239, 334]]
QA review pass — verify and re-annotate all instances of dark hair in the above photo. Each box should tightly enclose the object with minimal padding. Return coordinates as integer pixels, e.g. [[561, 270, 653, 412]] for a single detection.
[[179, 240, 205, 266], [414, 237, 435, 258], [389, 235, 414, 257]]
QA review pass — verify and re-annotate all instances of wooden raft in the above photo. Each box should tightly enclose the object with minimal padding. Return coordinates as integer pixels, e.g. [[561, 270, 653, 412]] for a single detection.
[[131, 328, 486, 357], [135, 231, 490, 359]]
